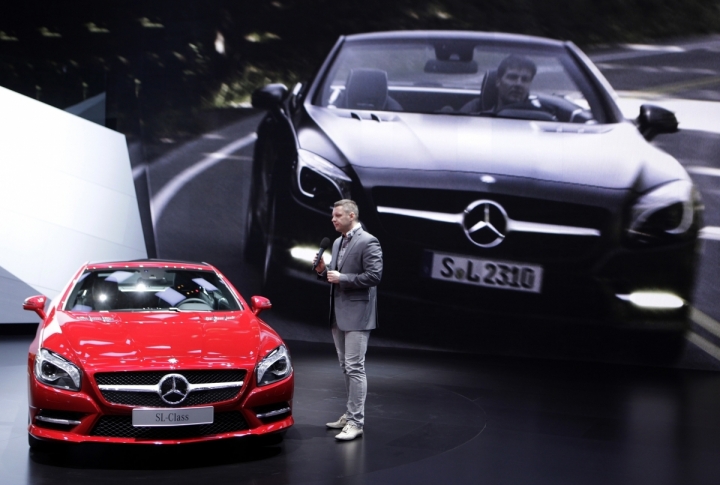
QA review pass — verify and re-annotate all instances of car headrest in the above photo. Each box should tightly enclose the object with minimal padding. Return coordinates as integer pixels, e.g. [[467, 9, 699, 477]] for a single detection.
[[480, 70, 498, 111], [345, 68, 389, 110]]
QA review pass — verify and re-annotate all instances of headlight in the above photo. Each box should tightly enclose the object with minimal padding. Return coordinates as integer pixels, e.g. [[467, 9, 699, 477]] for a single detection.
[[34, 349, 82, 391], [628, 180, 699, 244], [295, 149, 351, 212], [256, 345, 292, 386]]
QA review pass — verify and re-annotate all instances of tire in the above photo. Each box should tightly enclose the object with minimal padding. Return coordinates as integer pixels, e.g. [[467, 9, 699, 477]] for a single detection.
[[261, 195, 282, 294], [243, 202, 264, 265], [243, 166, 265, 265]]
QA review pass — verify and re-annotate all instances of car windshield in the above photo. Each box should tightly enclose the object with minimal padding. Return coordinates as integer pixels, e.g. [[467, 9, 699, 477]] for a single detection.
[[63, 268, 242, 312], [315, 39, 605, 123]]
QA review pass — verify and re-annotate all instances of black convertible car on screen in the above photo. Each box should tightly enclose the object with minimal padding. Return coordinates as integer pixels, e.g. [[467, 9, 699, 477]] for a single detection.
[[246, 31, 701, 337]]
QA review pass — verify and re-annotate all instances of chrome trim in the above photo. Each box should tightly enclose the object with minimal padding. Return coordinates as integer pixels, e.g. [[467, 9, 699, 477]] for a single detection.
[[377, 206, 462, 224], [256, 407, 291, 419], [36, 416, 82, 426], [98, 381, 244, 393], [189, 381, 244, 392], [330, 84, 478, 95], [507, 220, 600, 236], [377, 206, 600, 237]]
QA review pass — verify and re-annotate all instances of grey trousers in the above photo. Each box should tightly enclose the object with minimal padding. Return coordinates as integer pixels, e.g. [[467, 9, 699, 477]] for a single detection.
[[331, 318, 370, 428]]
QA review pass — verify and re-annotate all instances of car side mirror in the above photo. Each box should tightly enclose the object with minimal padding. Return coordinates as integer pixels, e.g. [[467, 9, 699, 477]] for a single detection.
[[637, 104, 678, 140], [252, 84, 288, 111], [250, 296, 272, 315], [23, 295, 47, 320], [290, 82, 304, 111]]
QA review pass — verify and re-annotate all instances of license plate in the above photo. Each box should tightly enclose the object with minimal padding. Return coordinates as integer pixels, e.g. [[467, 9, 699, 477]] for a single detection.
[[430, 252, 543, 293], [132, 406, 214, 427]]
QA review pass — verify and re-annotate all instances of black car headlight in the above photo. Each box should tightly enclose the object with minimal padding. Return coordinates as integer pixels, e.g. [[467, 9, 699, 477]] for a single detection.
[[628, 180, 699, 244], [295, 149, 351, 212], [256, 345, 292, 386], [34, 349, 82, 391]]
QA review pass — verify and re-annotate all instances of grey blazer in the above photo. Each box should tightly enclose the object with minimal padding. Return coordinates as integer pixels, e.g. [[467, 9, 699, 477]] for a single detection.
[[322, 227, 383, 331]]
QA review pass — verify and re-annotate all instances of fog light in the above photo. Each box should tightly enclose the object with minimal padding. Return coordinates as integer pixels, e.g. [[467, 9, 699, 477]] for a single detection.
[[290, 246, 332, 265], [616, 292, 684, 309]]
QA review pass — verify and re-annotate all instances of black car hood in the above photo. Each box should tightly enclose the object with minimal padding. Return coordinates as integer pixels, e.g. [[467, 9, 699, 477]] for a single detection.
[[301, 105, 687, 194]]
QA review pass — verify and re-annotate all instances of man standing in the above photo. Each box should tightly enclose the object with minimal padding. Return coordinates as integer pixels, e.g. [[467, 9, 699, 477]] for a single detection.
[[314, 199, 383, 441]]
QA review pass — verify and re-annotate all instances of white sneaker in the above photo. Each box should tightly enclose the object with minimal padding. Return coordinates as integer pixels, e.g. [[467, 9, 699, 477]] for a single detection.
[[326, 415, 348, 429], [335, 422, 363, 441]]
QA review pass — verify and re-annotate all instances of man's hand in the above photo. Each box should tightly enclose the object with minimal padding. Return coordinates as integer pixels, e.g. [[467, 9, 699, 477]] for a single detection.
[[314, 253, 327, 273], [327, 271, 341, 284]]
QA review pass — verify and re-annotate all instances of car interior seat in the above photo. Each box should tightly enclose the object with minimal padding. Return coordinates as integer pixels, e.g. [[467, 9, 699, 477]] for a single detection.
[[343, 68, 402, 111], [459, 70, 497, 113], [479, 70, 498, 111]]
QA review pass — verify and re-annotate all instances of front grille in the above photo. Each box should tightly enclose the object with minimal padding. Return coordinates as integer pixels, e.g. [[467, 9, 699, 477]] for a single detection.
[[372, 187, 611, 261], [100, 388, 241, 407], [90, 412, 248, 439], [95, 370, 246, 386], [95, 370, 246, 407]]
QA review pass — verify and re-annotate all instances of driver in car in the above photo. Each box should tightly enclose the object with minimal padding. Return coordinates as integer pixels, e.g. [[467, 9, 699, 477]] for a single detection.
[[494, 55, 536, 110], [461, 55, 554, 117]]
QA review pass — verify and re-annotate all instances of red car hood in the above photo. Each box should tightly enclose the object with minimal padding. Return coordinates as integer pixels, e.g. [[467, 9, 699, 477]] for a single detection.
[[41, 311, 263, 372]]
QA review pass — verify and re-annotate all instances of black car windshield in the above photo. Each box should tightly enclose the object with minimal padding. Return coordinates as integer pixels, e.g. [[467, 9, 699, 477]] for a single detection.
[[315, 39, 605, 123], [63, 268, 242, 312]]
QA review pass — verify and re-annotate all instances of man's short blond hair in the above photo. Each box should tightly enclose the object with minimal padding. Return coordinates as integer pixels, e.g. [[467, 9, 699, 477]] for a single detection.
[[334, 199, 359, 219]]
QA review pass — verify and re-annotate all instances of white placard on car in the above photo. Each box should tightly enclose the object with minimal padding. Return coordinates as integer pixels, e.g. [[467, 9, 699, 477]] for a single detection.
[[430, 252, 543, 293], [132, 406, 214, 427]]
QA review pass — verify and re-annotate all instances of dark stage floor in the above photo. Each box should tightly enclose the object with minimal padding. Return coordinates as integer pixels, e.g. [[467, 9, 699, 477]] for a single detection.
[[2, 335, 720, 485]]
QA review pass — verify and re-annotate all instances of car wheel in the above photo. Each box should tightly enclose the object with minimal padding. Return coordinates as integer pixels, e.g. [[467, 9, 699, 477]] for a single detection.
[[244, 198, 264, 265], [262, 195, 282, 294], [243, 159, 266, 266]]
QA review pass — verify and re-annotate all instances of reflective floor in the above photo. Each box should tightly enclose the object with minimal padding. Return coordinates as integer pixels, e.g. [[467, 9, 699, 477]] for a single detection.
[[2, 335, 720, 485]]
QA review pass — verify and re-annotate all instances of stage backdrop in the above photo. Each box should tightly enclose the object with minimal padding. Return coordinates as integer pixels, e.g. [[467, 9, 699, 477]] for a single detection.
[[0, 86, 147, 324]]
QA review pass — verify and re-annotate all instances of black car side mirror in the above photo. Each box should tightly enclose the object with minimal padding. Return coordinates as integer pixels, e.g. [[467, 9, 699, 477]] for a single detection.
[[637, 104, 679, 140], [252, 83, 289, 111]]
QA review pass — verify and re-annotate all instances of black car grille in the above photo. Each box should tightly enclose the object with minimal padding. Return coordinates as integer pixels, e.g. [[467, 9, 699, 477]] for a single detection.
[[99, 389, 242, 407], [95, 370, 246, 407], [372, 187, 611, 261], [90, 412, 248, 439]]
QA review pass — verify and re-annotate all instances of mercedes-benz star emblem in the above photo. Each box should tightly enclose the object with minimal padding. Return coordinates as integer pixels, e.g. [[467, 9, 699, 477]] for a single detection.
[[462, 200, 508, 247], [158, 373, 190, 405]]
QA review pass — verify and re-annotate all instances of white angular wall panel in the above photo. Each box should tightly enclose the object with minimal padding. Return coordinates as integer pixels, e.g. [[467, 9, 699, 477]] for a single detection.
[[0, 86, 147, 323]]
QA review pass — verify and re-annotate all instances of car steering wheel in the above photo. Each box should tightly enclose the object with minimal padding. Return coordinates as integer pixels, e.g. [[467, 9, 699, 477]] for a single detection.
[[177, 298, 212, 307], [495, 105, 557, 121]]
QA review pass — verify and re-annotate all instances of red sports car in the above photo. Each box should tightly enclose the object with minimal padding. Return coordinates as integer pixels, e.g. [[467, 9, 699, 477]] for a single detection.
[[24, 260, 293, 448]]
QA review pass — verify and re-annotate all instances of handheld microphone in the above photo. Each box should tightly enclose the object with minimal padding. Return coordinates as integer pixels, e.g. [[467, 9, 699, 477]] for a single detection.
[[313, 237, 331, 270]]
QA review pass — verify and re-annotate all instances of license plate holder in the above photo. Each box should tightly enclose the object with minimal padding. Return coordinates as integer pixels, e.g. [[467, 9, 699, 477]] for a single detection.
[[429, 252, 543, 293], [132, 406, 214, 427]]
